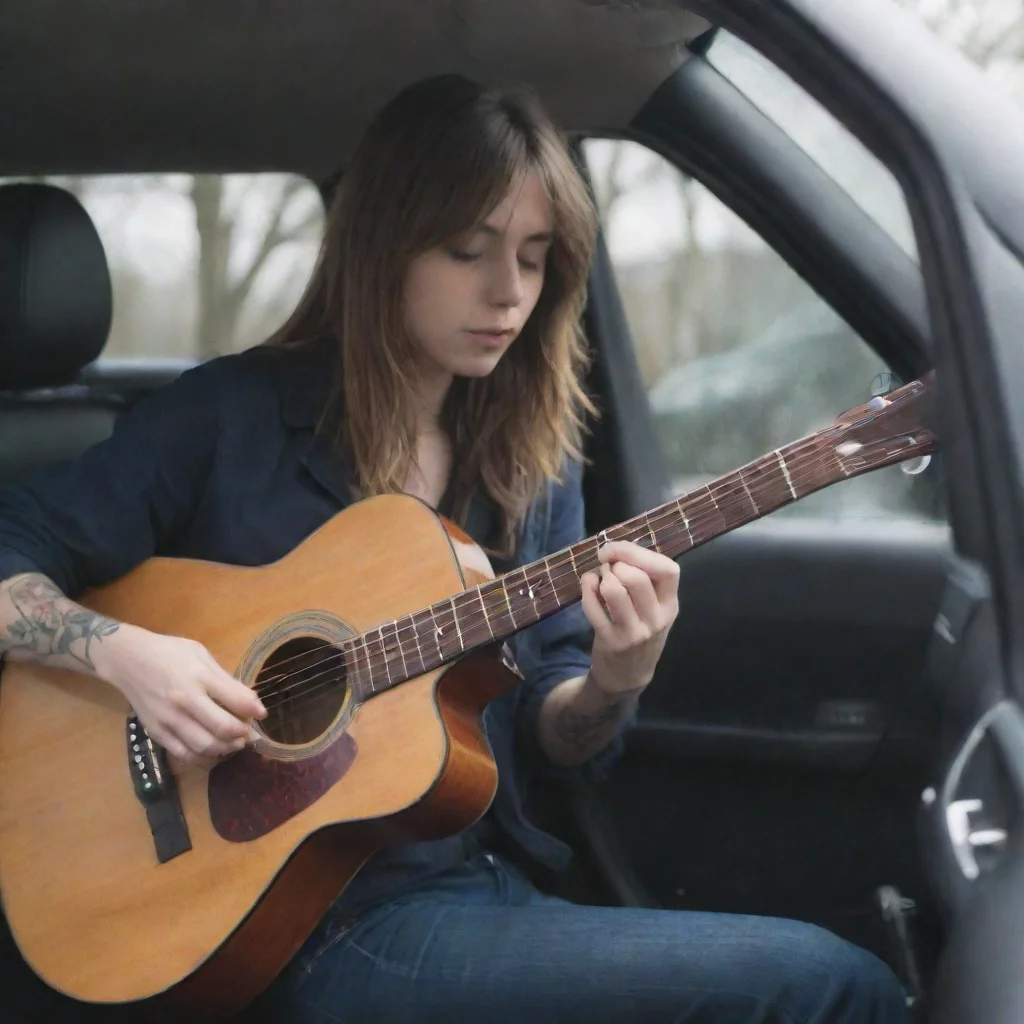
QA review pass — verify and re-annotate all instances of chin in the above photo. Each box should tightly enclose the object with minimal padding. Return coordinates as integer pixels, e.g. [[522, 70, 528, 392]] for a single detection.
[[452, 354, 505, 379]]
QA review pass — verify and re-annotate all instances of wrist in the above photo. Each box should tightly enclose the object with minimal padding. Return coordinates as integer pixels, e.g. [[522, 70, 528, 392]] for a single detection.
[[582, 667, 647, 705], [91, 620, 143, 687]]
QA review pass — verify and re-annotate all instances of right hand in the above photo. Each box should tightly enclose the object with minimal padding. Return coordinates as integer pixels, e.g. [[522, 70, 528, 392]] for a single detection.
[[95, 623, 267, 767]]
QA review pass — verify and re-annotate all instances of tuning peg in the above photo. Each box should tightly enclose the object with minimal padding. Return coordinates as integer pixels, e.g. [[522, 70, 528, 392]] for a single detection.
[[868, 372, 932, 476]]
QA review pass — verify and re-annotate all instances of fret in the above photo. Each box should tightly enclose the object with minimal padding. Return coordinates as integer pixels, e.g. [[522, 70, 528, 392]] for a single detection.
[[743, 451, 792, 513], [475, 581, 513, 639], [404, 609, 431, 676], [774, 449, 798, 500], [545, 552, 580, 607], [705, 480, 737, 533], [476, 585, 495, 639], [569, 540, 594, 579], [682, 490, 720, 546], [376, 624, 394, 688], [523, 566, 544, 618], [457, 587, 491, 651], [567, 544, 579, 576], [541, 555, 558, 605], [429, 600, 458, 662], [604, 523, 628, 544], [515, 566, 537, 613], [503, 568, 525, 626], [449, 596, 465, 652], [354, 636, 374, 694], [428, 605, 442, 661], [674, 498, 693, 547], [735, 467, 759, 516], [646, 515, 659, 551], [501, 579, 519, 630], [390, 618, 409, 679], [506, 565, 541, 625]]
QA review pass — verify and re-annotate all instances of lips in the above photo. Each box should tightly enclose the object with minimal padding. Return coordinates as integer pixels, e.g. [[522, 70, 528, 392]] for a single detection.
[[465, 328, 514, 350]]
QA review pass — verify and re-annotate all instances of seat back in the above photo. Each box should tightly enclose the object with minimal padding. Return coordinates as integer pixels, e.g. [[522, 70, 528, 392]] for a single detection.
[[0, 182, 122, 486]]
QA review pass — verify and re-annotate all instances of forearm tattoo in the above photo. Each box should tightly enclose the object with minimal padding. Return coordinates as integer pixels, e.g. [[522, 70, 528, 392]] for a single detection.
[[2, 574, 119, 670], [552, 693, 630, 750]]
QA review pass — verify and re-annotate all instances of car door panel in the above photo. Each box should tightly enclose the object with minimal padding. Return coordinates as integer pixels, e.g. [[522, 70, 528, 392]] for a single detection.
[[647, 521, 948, 771], [571, 522, 948, 961]]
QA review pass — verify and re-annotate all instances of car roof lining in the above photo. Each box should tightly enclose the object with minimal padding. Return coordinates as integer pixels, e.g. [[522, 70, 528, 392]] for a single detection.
[[1, 0, 711, 182]]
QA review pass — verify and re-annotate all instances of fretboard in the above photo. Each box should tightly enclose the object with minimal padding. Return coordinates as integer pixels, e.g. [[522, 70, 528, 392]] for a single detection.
[[350, 430, 850, 693]]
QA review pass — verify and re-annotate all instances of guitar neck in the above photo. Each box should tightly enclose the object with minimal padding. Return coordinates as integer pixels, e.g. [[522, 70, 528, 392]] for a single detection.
[[354, 376, 936, 692]]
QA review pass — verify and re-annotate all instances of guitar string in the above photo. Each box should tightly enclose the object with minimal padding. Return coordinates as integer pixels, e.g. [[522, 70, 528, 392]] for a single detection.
[[253, 434, 833, 700], [253, 437, 866, 715], [252, 432, 835, 696], [256, 419, 932, 715], [251, 386, 924, 692], [254, 433, 882, 713]]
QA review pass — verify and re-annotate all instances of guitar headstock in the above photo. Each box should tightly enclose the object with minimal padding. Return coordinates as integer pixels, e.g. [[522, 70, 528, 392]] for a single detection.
[[829, 371, 938, 474]]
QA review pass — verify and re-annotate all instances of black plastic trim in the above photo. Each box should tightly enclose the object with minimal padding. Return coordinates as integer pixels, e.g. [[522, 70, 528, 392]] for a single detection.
[[629, 55, 928, 379]]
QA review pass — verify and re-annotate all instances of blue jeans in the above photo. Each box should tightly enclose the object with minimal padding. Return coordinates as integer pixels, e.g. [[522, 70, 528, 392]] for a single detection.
[[254, 851, 909, 1023]]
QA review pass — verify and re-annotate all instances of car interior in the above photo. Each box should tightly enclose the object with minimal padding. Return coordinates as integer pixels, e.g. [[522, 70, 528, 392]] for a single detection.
[[6, 1, 1024, 1020]]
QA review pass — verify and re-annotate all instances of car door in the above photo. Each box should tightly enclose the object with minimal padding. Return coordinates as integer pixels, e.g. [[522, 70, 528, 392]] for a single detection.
[[560, 2, 1024, 1019], [544, 8, 974, 997]]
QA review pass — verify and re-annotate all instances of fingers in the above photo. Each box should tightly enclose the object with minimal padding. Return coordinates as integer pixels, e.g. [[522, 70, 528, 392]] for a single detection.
[[606, 560, 661, 627], [143, 719, 219, 770], [581, 572, 614, 639], [158, 663, 264, 765], [582, 568, 648, 643], [204, 662, 267, 721], [598, 541, 680, 606], [171, 668, 263, 763], [167, 716, 226, 769], [188, 681, 255, 744]]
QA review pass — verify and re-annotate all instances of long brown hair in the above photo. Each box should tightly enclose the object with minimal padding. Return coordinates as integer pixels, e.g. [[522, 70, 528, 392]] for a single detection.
[[267, 74, 598, 555]]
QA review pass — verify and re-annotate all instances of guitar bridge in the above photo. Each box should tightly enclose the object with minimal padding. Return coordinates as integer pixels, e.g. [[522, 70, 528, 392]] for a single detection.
[[126, 714, 191, 863]]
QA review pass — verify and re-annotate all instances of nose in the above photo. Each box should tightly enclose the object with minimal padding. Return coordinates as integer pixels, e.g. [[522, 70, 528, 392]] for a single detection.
[[485, 253, 525, 310]]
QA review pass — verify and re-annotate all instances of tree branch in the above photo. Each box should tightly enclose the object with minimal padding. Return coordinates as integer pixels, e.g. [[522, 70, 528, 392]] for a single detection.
[[228, 179, 320, 305]]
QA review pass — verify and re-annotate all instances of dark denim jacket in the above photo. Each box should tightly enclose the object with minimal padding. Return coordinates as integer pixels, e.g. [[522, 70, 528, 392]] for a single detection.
[[0, 339, 628, 905]]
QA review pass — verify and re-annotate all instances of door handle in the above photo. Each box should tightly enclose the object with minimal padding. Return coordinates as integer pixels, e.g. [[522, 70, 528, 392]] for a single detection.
[[938, 701, 1022, 882], [946, 797, 1008, 880]]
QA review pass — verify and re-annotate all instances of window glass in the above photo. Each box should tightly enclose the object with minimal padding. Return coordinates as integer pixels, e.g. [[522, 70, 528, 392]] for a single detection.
[[707, 33, 919, 261], [6, 173, 325, 362], [583, 139, 944, 522]]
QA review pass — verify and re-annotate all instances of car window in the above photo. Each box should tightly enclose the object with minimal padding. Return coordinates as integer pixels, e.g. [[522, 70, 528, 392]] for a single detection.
[[2, 173, 325, 362], [582, 138, 944, 523], [706, 32, 919, 261]]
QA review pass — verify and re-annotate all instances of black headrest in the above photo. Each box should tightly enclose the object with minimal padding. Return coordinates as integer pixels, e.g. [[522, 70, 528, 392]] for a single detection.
[[0, 183, 112, 390]]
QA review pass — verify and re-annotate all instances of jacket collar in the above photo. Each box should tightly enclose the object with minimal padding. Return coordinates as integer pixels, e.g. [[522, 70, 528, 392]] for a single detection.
[[277, 337, 356, 505]]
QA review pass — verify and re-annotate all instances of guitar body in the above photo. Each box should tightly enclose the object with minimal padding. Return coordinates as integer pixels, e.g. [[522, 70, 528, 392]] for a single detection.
[[0, 494, 517, 1017]]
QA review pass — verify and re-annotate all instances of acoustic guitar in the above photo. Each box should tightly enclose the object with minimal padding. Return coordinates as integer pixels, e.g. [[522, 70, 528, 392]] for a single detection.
[[0, 374, 936, 1018]]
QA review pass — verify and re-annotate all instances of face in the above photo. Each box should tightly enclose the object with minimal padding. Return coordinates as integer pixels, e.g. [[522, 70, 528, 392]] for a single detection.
[[403, 169, 555, 389]]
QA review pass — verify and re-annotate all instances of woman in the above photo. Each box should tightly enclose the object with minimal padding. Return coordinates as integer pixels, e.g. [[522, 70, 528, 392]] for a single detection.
[[0, 76, 907, 1022]]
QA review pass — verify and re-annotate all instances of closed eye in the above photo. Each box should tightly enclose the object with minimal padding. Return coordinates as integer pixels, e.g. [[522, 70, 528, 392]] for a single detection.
[[448, 248, 482, 263]]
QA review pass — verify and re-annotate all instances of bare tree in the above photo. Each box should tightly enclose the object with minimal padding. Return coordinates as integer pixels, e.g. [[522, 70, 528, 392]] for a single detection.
[[191, 175, 322, 360]]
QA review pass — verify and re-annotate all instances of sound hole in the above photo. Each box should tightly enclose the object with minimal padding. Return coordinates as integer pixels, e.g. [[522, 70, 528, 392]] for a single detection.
[[255, 636, 349, 745]]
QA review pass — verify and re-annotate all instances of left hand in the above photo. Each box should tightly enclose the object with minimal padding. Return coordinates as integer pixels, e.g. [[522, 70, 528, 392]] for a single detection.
[[580, 540, 680, 696]]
